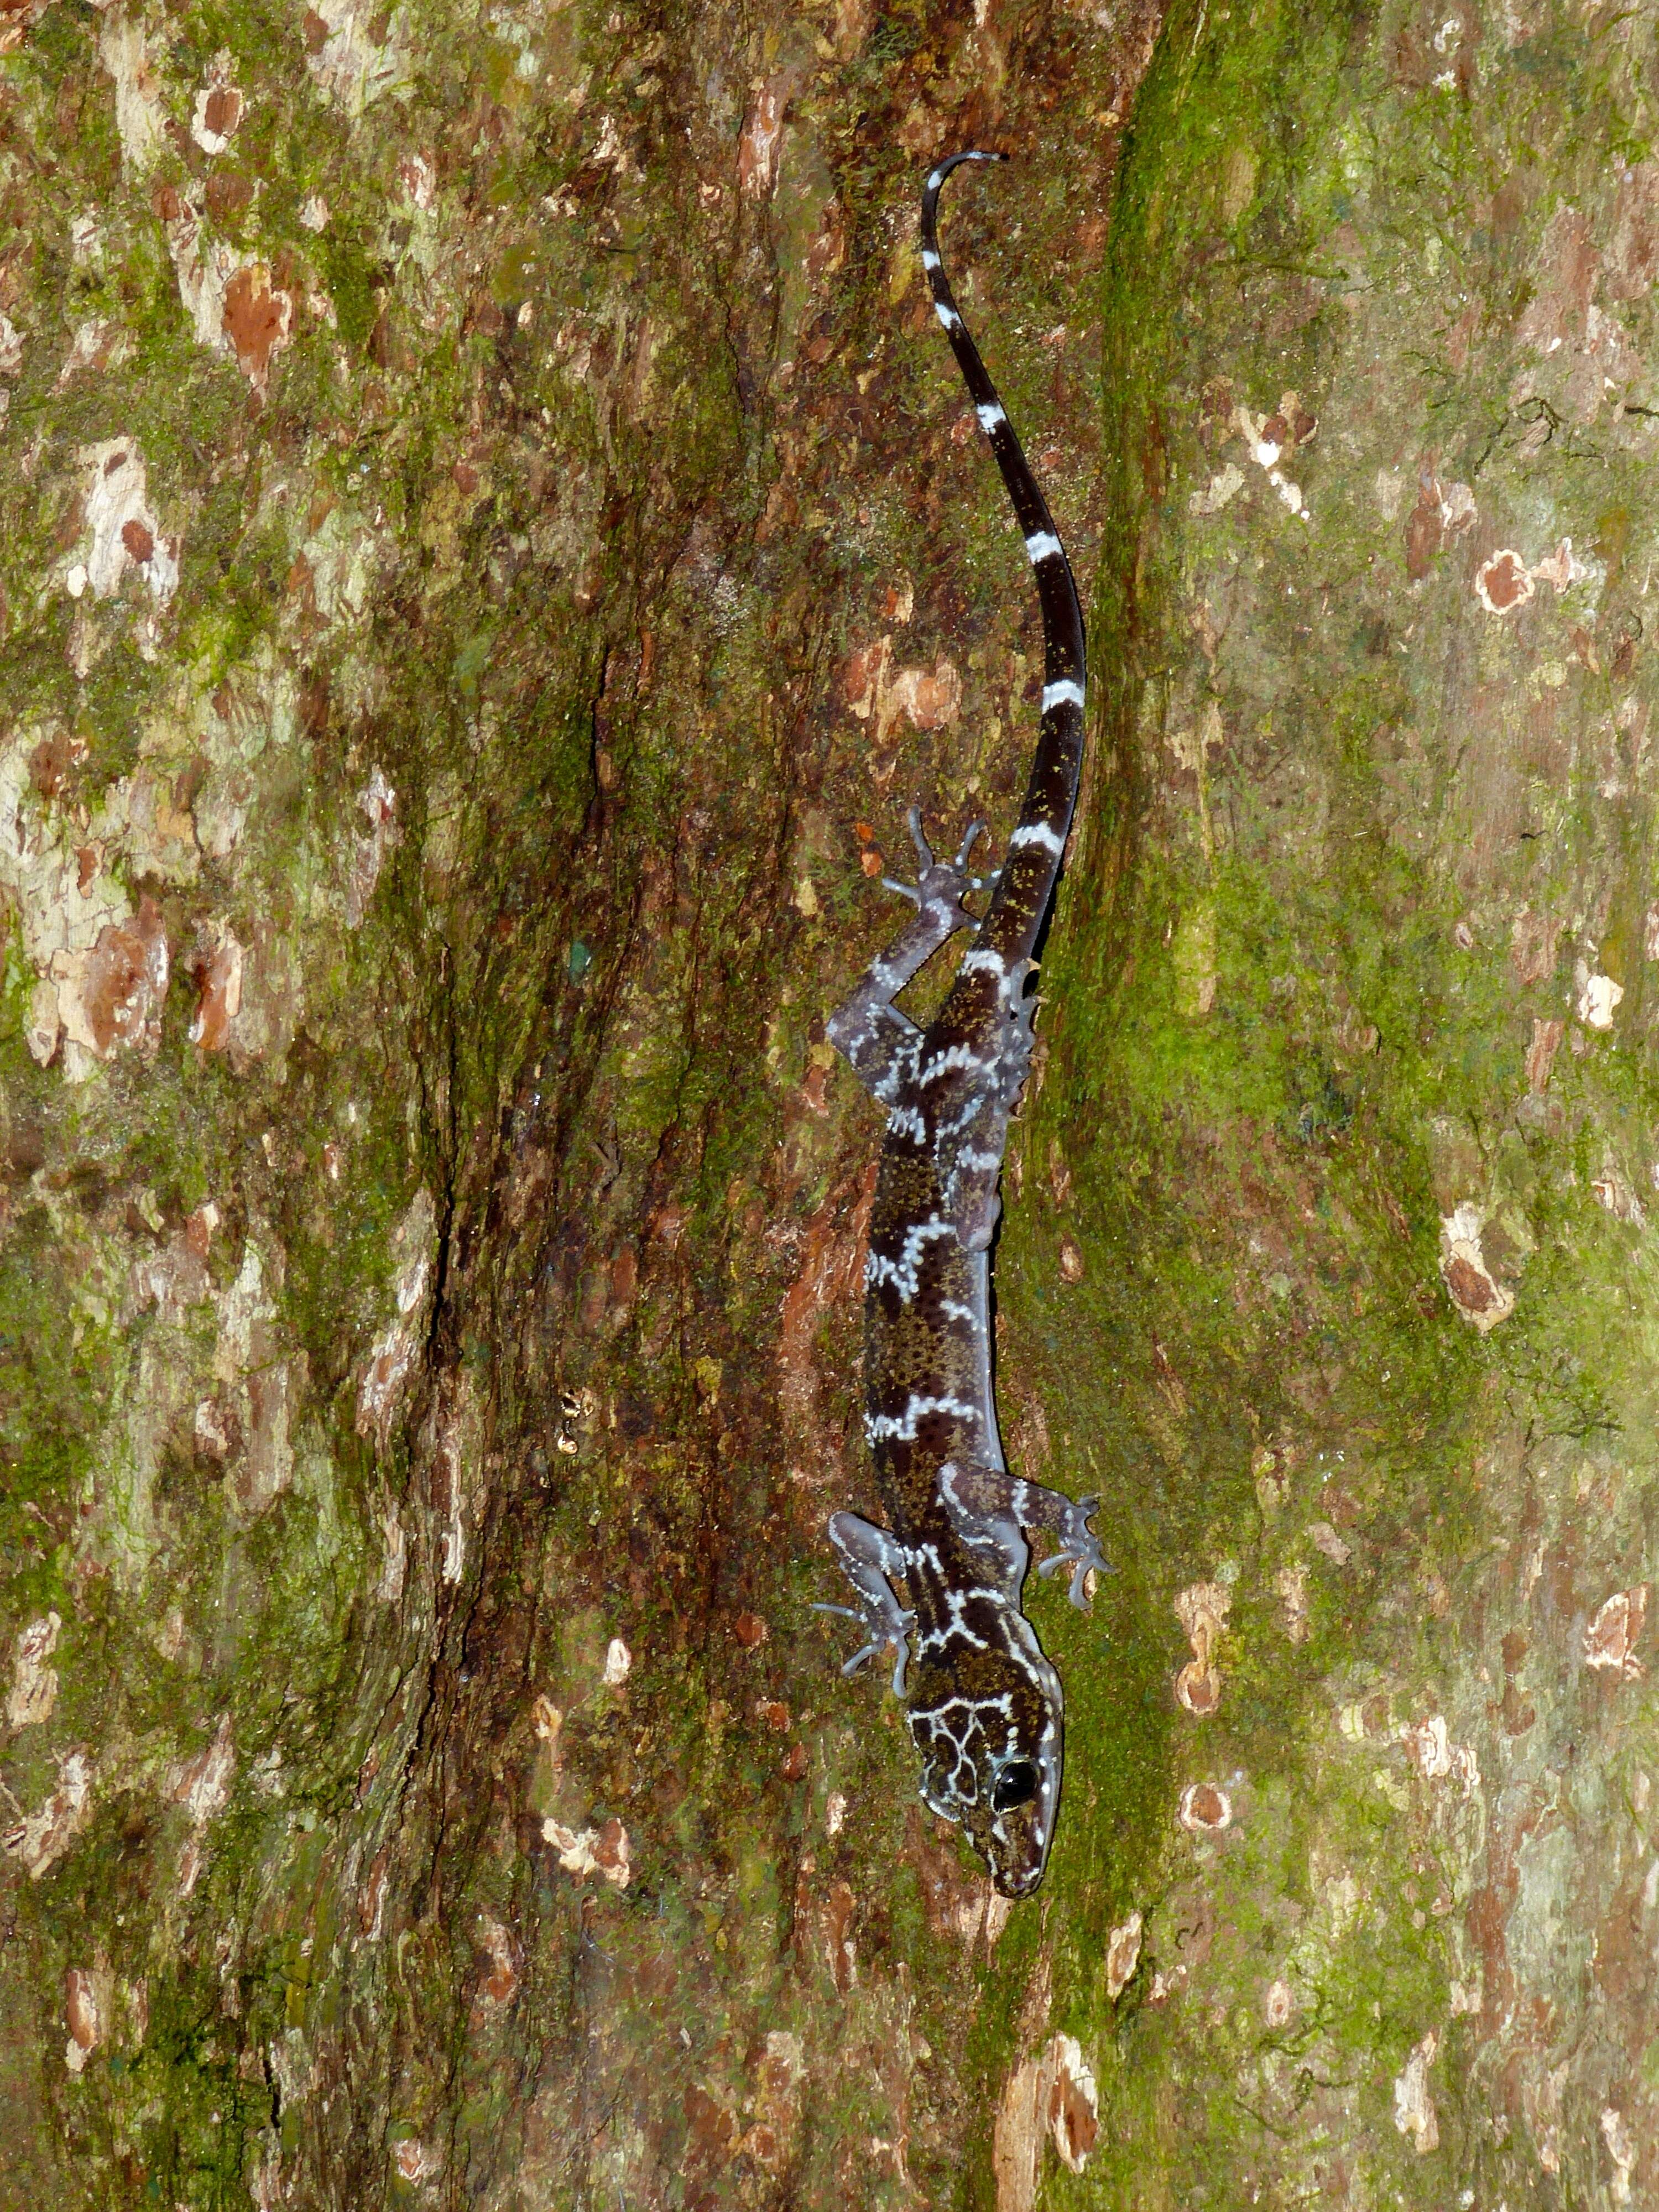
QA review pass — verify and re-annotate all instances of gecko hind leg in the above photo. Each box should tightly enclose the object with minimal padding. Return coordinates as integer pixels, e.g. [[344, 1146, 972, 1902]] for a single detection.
[[816, 1510, 918, 1695], [938, 1463, 1113, 1610]]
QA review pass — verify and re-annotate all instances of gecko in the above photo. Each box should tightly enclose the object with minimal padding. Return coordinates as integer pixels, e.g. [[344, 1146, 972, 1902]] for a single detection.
[[821, 151, 1107, 1900]]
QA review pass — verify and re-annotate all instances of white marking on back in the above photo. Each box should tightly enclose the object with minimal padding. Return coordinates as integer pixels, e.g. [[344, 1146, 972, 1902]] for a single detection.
[[1009, 820, 1064, 854], [960, 947, 1006, 977], [920, 1041, 983, 1086], [865, 1391, 983, 1444], [1041, 679, 1084, 712], [976, 403, 1006, 433], [927, 168, 945, 191], [865, 1215, 953, 1302], [921, 248, 941, 270], [1025, 530, 1062, 564], [944, 1589, 989, 1648], [935, 302, 961, 331]]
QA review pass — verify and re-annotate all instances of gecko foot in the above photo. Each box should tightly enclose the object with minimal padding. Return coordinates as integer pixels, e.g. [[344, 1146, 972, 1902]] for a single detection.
[[1033, 1494, 1114, 1609], [812, 1601, 919, 1697], [880, 805, 989, 922]]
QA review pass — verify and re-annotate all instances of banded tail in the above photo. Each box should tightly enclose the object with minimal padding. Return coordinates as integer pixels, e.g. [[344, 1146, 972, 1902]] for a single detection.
[[920, 153, 1087, 976]]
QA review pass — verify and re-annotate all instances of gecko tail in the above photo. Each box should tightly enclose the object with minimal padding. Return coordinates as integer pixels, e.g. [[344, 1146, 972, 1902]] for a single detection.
[[917, 155, 1087, 975]]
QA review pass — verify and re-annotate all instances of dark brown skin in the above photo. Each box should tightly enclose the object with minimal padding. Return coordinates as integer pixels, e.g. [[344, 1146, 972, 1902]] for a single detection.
[[821, 156, 1106, 1899]]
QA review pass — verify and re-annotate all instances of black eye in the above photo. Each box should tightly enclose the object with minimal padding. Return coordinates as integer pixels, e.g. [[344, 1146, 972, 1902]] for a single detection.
[[992, 1760, 1040, 1813]]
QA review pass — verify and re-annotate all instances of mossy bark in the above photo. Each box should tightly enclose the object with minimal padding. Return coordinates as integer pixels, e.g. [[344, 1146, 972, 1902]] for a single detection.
[[3, 0, 1658, 2203]]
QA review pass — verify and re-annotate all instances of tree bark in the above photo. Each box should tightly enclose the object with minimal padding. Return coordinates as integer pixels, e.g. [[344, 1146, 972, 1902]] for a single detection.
[[3, 0, 1656, 2204]]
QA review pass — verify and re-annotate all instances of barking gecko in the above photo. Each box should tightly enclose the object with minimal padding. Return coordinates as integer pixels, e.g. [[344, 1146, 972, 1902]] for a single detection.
[[822, 153, 1107, 1898]]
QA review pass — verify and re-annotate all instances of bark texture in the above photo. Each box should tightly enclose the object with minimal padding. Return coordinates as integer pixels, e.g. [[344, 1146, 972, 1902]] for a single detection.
[[2, 0, 1658, 2204]]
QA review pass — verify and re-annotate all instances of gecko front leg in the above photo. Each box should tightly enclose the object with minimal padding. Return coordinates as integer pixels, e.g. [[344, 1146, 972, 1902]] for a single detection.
[[937, 1461, 1112, 1609], [826, 809, 987, 1100], [817, 1510, 919, 1695]]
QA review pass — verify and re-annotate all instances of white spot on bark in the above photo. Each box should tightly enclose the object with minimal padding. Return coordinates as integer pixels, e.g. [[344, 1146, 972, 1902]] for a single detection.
[[1105, 1910, 1142, 1999], [73, 440, 179, 606], [304, 0, 413, 113], [345, 768, 399, 926], [738, 77, 787, 198], [1188, 462, 1244, 514], [542, 1817, 632, 1888], [1400, 1713, 1481, 1792], [602, 1637, 632, 1687], [190, 55, 246, 155], [1174, 1580, 1230, 1715], [1276, 1563, 1309, 1642], [1308, 1520, 1352, 1566], [992, 2031, 1099, 2211], [1392, 2030, 1439, 2153], [1178, 1781, 1233, 1832], [3, 1750, 94, 1879], [1578, 972, 1624, 1029], [7, 1613, 61, 1730], [1584, 1585, 1647, 1678], [357, 1190, 437, 1451], [170, 1712, 236, 1827], [1603, 2106, 1635, 2203], [1439, 1202, 1515, 1333], [96, 11, 165, 173]]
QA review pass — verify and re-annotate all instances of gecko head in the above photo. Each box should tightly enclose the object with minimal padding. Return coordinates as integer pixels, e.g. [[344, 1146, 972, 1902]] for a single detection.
[[907, 1637, 1063, 1898]]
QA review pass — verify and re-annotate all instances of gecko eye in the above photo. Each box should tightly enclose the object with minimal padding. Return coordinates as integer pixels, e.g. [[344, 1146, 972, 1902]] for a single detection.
[[992, 1760, 1040, 1813]]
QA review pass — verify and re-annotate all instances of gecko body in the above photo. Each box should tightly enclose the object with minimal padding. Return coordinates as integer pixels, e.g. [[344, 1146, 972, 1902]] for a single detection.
[[823, 154, 1105, 1899]]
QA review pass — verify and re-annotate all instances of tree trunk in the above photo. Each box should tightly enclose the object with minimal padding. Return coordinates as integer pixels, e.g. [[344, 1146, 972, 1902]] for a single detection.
[[2, 0, 1656, 2203]]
